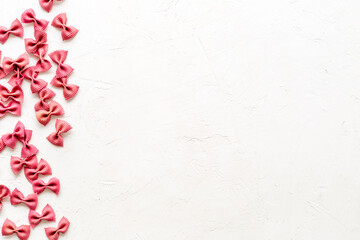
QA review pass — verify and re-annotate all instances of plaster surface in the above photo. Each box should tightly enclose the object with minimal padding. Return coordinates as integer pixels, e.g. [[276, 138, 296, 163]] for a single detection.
[[1, 0, 360, 239]]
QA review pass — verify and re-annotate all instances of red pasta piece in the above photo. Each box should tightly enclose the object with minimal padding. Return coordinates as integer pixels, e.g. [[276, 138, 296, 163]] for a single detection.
[[0, 19, 23, 44], [49, 50, 73, 78], [0, 185, 10, 211], [22, 66, 48, 93], [24, 29, 47, 54], [39, 0, 63, 12], [10, 188, 38, 210], [28, 204, 56, 228], [35, 100, 64, 126], [45, 217, 70, 240], [32, 177, 60, 195], [10, 155, 38, 175], [0, 100, 21, 118], [47, 119, 72, 146], [0, 85, 24, 103], [1, 121, 26, 149], [51, 76, 79, 100], [0, 51, 6, 79], [51, 13, 78, 41], [21, 9, 49, 31], [1, 219, 30, 240], [35, 45, 52, 72], [35, 87, 56, 111], [3, 53, 29, 86], [24, 158, 52, 183]]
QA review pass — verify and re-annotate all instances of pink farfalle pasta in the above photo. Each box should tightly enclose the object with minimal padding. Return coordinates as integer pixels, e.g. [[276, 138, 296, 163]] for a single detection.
[[3, 53, 29, 86], [0, 185, 10, 211], [35, 45, 52, 72], [1, 121, 26, 149], [2, 219, 30, 240], [49, 50, 73, 78], [45, 217, 69, 240], [47, 119, 72, 147], [10, 188, 38, 210], [24, 29, 47, 54], [0, 100, 21, 118], [51, 76, 79, 100], [22, 66, 48, 93], [0, 51, 6, 79], [1, 121, 39, 157], [51, 13, 78, 41], [0, 19, 23, 44], [19, 129, 39, 158], [35, 87, 56, 111], [24, 30, 52, 72], [10, 155, 38, 175], [24, 158, 52, 183], [0, 139, 4, 152], [29, 204, 56, 228], [0, 85, 24, 103], [35, 100, 64, 126], [21, 9, 49, 31], [3, 53, 29, 74], [39, 0, 63, 12], [32, 177, 60, 195]]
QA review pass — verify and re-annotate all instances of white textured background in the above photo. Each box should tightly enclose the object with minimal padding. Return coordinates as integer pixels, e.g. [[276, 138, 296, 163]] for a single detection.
[[1, 0, 360, 239]]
